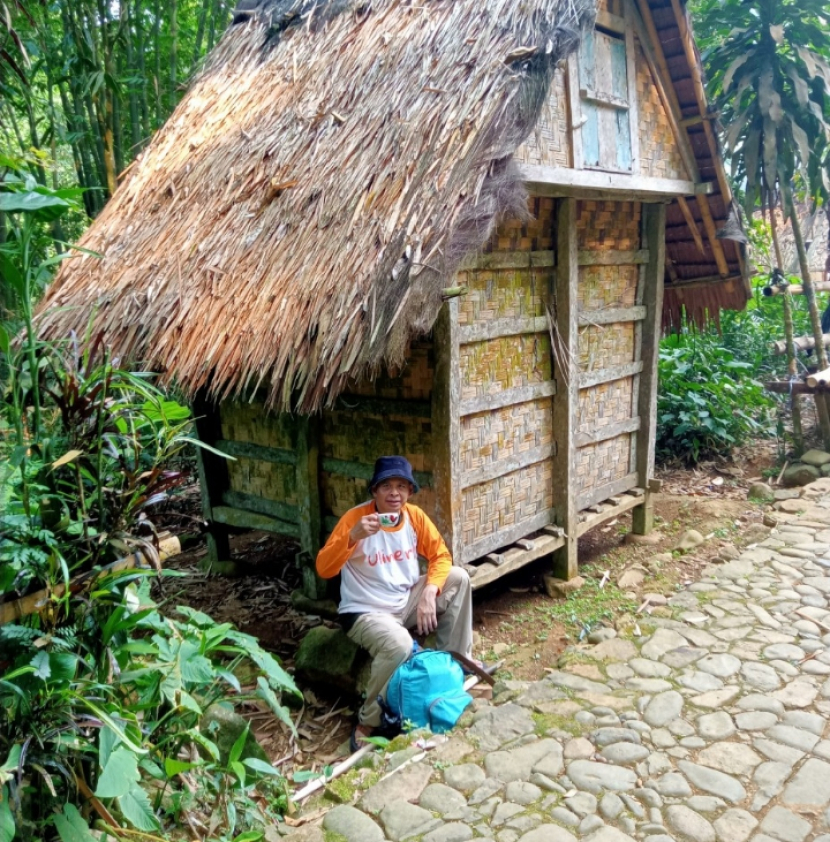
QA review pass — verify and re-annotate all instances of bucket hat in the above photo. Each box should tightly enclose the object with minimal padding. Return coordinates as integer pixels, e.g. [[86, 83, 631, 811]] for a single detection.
[[369, 455, 419, 494]]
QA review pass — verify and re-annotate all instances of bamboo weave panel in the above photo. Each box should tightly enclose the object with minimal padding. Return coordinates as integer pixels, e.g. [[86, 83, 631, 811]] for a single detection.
[[578, 264, 639, 310], [579, 321, 636, 370], [220, 401, 294, 449], [227, 458, 297, 506], [344, 340, 434, 400], [483, 197, 556, 253], [576, 200, 641, 251], [514, 69, 571, 168], [459, 398, 554, 474], [459, 334, 552, 400], [576, 434, 634, 494], [578, 376, 635, 428], [461, 461, 554, 544], [635, 41, 688, 182], [457, 266, 548, 326]]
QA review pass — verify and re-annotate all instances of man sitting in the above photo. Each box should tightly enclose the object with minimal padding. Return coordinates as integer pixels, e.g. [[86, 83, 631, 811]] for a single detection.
[[315, 455, 474, 749]]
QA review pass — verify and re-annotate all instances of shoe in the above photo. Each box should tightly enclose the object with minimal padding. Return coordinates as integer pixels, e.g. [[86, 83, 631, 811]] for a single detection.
[[350, 723, 373, 753]]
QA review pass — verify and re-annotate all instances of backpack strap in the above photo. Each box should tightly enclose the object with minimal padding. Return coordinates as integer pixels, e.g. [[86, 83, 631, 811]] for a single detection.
[[448, 651, 496, 686]]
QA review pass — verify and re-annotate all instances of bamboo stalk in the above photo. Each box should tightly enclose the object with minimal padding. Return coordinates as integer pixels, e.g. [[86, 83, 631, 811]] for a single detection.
[[770, 333, 830, 356], [807, 368, 830, 389], [764, 381, 818, 395], [763, 283, 830, 296]]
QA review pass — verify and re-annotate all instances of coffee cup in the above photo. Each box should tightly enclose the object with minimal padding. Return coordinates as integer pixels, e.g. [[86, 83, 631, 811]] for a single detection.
[[378, 512, 399, 527]]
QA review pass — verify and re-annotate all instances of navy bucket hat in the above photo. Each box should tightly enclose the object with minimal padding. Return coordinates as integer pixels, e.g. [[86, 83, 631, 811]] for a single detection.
[[369, 456, 419, 494]]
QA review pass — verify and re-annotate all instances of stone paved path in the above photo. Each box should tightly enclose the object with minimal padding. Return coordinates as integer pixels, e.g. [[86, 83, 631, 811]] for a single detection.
[[287, 484, 830, 842]]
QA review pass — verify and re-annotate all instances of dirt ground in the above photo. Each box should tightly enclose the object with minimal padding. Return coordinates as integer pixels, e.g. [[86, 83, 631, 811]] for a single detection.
[[153, 438, 780, 780]]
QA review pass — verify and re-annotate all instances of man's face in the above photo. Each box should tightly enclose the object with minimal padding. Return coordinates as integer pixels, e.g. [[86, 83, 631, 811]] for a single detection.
[[371, 478, 413, 514]]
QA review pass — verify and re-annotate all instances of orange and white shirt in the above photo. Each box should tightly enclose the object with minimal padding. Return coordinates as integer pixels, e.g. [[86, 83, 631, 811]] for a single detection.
[[316, 501, 452, 615]]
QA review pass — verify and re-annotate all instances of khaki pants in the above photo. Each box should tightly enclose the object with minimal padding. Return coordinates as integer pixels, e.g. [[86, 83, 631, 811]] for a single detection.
[[346, 566, 473, 727]]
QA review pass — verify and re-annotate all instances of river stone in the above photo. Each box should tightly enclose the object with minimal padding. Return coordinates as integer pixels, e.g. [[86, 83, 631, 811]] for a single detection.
[[697, 742, 762, 777], [564, 792, 597, 817], [590, 638, 638, 661], [642, 629, 688, 660], [760, 806, 812, 842], [782, 710, 825, 734], [652, 773, 692, 797], [677, 671, 724, 692], [666, 805, 716, 842], [546, 672, 611, 695], [566, 760, 638, 793], [485, 739, 563, 782], [600, 743, 650, 765], [199, 703, 270, 767], [323, 806, 384, 842], [735, 694, 786, 715], [630, 658, 671, 678], [697, 711, 736, 740], [763, 642, 806, 661], [379, 801, 441, 842], [359, 763, 434, 813], [696, 653, 741, 677], [422, 823, 473, 842], [505, 780, 543, 805], [588, 627, 618, 644], [766, 724, 820, 752], [444, 763, 486, 792], [550, 807, 580, 827], [783, 464, 821, 488], [516, 826, 577, 842], [583, 828, 638, 842], [418, 783, 467, 815], [773, 678, 819, 708], [677, 761, 747, 803], [749, 482, 775, 502], [712, 808, 757, 842], [468, 704, 535, 750], [740, 661, 781, 691], [644, 691, 684, 727], [782, 758, 830, 807], [802, 449, 830, 467], [674, 529, 705, 553], [591, 728, 641, 746], [735, 711, 778, 730], [753, 761, 792, 810], [600, 793, 625, 820]]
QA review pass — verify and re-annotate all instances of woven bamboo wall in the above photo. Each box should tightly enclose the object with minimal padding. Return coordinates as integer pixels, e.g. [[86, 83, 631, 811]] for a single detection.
[[320, 339, 437, 521], [513, 69, 571, 168], [575, 199, 642, 500], [220, 402, 298, 505], [456, 197, 557, 543], [634, 38, 687, 182]]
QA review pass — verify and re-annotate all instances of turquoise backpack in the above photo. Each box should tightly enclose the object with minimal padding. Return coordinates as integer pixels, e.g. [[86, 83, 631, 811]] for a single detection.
[[383, 648, 473, 734]]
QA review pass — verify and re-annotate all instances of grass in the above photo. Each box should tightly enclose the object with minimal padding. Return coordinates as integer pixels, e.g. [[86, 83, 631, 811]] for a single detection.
[[531, 711, 582, 737]]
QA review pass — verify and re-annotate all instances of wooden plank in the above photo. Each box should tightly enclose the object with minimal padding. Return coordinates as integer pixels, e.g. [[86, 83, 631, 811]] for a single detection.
[[458, 316, 550, 344], [576, 417, 640, 448], [520, 164, 702, 199], [596, 8, 626, 33], [212, 505, 301, 538], [215, 438, 297, 465], [676, 196, 705, 255], [551, 197, 579, 580], [294, 415, 322, 585], [431, 299, 463, 563], [625, 18, 640, 175], [460, 443, 555, 490], [222, 489, 298, 523], [666, 273, 743, 292], [192, 392, 231, 565], [578, 306, 647, 326], [576, 490, 644, 537], [578, 361, 643, 389], [578, 250, 649, 266], [459, 381, 556, 417], [469, 533, 566, 589], [460, 510, 554, 565], [577, 472, 639, 511], [696, 194, 730, 276], [334, 395, 431, 419], [460, 250, 556, 271], [321, 457, 432, 489], [567, 55, 585, 171]]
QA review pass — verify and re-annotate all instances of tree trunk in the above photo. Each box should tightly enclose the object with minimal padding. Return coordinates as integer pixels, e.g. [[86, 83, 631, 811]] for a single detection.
[[169, 0, 179, 114]]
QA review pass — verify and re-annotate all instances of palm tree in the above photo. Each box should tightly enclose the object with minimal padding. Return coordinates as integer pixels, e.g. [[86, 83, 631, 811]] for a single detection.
[[695, 0, 830, 444]]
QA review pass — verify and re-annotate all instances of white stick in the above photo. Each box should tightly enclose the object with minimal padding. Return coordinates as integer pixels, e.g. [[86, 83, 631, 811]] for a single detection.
[[292, 744, 374, 802]]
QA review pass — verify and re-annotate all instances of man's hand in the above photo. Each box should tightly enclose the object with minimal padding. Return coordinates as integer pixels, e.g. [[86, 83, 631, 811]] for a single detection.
[[417, 583, 439, 636], [349, 513, 380, 542]]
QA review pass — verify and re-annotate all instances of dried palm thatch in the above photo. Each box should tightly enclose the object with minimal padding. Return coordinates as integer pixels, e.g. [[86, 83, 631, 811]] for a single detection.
[[37, 0, 596, 412]]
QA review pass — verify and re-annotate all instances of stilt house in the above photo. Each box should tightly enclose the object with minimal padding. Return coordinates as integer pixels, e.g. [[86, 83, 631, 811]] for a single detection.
[[38, 0, 749, 594]]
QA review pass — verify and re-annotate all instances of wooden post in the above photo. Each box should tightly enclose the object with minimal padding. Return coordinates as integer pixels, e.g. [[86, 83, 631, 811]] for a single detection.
[[632, 203, 666, 535], [294, 414, 325, 599], [551, 198, 578, 579], [192, 392, 231, 571], [431, 299, 463, 564]]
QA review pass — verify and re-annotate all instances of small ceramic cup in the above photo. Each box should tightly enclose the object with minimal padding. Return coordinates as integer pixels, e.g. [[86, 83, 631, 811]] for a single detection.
[[378, 512, 399, 527]]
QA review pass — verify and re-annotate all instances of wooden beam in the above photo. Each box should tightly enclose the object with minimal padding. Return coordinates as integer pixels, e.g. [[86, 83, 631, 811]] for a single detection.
[[576, 490, 645, 537], [578, 472, 639, 511], [551, 197, 579, 580], [763, 282, 830, 297], [520, 164, 703, 199], [460, 444, 555, 490], [764, 381, 817, 395], [215, 439, 297, 465], [431, 300, 463, 564], [468, 532, 566, 589], [222, 489, 298, 524], [576, 417, 641, 448], [211, 505, 301, 538], [632, 203, 666, 535], [294, 415, 324, 599], [460, 250, 556, 271], [460, 510, 554, 565], [578, 361, 644, 389], [459, 381, 556, 417], [458, 316, 550, 344], [696, 194, 730, 276], [579, 305, 647, 326], [666, 273, 743, 293], [334, 395, 431, 419], [578, 250, 649, 266], [321, 457, 433, 489], [596, 8, 626, 33], [676, 196, 705, 255]]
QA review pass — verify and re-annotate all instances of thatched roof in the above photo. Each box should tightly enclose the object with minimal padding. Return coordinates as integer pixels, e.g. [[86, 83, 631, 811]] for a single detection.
[[38, 0, 595, 411]]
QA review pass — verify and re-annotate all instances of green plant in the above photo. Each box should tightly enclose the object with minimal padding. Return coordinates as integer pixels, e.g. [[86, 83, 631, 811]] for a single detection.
[[656, 330, 775, 464]]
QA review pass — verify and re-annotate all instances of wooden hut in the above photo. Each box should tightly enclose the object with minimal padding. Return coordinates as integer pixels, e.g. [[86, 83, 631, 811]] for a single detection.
[[37, 0, 749, 594]]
